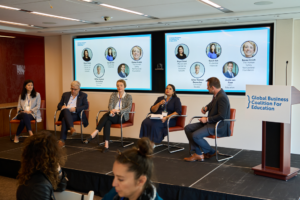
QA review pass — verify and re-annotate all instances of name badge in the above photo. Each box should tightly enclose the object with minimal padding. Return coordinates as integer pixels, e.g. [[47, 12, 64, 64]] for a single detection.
[[162, 111, 168, 117]]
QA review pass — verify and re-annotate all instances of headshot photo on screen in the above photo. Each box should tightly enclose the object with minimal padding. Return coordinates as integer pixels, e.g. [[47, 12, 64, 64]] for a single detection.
[[118, 63, 130, 78], [175, 44, 189, 60], [105, 47, 117, 61], [190, 62, 205, 78], [206, 42, 222, 59], [93, 64, 105, 78], [223, 61, 239, 78], [131, 46, 143, 61], [82, 48, 93, 62], [241, 41, 258, 58]]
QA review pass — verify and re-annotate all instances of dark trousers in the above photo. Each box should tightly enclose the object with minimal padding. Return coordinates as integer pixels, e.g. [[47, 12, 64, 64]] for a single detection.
[[96, 112, 125, 141], [184, 123, 215, 155], [16, 113, 34, 136], [60, 109, 80, 141]]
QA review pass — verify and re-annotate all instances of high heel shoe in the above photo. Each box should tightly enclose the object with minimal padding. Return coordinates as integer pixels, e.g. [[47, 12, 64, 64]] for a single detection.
[[83, 135, 94, 144]]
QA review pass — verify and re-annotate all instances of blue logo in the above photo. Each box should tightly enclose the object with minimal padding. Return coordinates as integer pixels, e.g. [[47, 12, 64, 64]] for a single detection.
[[247, 95, 250, 109]]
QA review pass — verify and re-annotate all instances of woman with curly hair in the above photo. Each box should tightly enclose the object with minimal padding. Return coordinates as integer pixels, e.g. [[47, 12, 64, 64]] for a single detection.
[[16, 131, 67, 200]]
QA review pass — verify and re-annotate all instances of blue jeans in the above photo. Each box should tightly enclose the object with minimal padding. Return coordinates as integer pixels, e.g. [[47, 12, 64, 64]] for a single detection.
[[184, 123, 216, 155]]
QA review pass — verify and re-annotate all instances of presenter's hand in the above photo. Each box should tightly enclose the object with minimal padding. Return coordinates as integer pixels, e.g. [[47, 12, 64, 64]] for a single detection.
[[111, 109, 119, 113], [61, 105, 67, 110], [23, 110, 32, 114], [110, 110, 116, 117], [161, 116, 168, 123], [159, 100, 166, 106], [69, 107, 76, 112], [201, 107, 207, 114], [199, 117, 208, 124]]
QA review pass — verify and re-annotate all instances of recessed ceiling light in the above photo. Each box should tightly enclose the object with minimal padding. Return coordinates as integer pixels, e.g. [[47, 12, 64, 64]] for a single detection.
[[201, 0, 221, 8], [100, 3, 144, 15], [0, 5, 20, 10], [254, 1, 273, 5], [31, 12, 80, 21], [0, 35, 15, 38], [0, 20, 31, 27]]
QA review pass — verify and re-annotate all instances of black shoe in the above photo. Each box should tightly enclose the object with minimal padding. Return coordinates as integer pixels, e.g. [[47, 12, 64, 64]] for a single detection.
[[83, 136, 94, 144], [100, 146, 109, 153]]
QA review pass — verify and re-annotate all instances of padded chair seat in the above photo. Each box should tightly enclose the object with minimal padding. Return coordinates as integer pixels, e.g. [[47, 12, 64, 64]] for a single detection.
[[111, 122, 133, 128], [55, 121, 82, 126], [10, 120, 36, 124], [169, 126, 184, 132]]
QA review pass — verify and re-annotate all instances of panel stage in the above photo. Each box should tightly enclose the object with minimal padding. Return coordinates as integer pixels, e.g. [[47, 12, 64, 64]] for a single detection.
[[0, 132, 300, 200]]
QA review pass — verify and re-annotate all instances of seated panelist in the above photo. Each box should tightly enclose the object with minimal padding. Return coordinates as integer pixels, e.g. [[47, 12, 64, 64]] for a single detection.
[[139, 84, 182, 147], [13, 79, 41, 143], [57, 81, 88, 148], [83, 80, 132, 152], [184, 77, 231, 162]]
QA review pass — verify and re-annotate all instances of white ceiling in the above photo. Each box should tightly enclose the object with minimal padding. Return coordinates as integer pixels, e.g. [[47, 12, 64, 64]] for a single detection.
[[0, 0, 299, 36]]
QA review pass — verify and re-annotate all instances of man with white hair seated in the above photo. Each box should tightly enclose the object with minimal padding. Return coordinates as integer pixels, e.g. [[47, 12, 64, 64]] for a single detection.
[[57, 81, 88, 147]]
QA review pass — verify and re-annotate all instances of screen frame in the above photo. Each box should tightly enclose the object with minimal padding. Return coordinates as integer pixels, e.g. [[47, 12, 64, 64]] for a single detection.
[[164, 23, 274, 96]]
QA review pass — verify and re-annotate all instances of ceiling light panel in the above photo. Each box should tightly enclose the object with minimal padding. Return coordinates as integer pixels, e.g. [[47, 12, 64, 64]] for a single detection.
[[79, 0, 158, 19], [0, 4, 97, 24], [197, 0, 233, 13], [0, 20, 43, 28]]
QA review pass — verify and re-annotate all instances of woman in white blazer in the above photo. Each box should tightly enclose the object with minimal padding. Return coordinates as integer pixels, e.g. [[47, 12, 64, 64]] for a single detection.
[[13, 80, 41, 143]]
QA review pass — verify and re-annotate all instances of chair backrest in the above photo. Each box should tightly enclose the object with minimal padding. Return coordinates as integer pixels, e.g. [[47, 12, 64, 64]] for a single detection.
[[40, 100, 46, 121], [84, 101, 90, 121], [230, 108, 236, 136], [176, 105, 187, 128], [128, 103, 135, 124], [54, 190, 94, 200]]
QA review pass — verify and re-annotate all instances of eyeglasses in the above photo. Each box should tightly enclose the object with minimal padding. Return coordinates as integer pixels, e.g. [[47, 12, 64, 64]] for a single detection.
[[117, 149, 139, 166]]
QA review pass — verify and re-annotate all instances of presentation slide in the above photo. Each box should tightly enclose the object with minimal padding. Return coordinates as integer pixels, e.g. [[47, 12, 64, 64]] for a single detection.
[[74, 34, 151, 90], [165, 27, 271, 93]]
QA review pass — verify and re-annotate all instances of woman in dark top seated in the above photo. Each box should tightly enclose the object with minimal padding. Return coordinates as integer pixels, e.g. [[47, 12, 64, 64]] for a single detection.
[[176, 45, 187, 60], [139, 84, 182, 147], [17, 131, 66, 200]]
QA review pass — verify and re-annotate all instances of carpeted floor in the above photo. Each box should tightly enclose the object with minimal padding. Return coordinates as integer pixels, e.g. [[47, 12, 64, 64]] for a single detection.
[[0, 176, 102, 200]]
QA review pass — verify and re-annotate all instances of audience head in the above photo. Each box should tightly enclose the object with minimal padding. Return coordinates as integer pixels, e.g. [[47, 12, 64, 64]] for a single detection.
[[17, 131, 66, 189], [117, 79, 126, 94], [132, 46, 142, 61], [177, 46, 184, 56], [21, 79, 36, 100], [243, 41, 256, 58], [206, 77, 221, 94], [71, 80, 81, 96], [112, 137, 154, 199], [165, 84, 177, 97]]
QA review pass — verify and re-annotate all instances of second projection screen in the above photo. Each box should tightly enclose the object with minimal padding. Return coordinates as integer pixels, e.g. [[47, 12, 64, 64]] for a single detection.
[[165, 27, 271, 92]]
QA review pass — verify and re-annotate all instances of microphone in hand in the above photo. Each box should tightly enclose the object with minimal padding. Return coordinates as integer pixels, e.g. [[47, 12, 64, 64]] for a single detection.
[[161, 94, 167, 108]]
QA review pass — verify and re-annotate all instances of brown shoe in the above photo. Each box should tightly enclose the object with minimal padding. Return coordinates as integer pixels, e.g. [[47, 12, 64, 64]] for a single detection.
[[70, 127, 77, 136], [204, 151, 219, 159], [58, 140, 65, 148], [184, 153, 204, 162]]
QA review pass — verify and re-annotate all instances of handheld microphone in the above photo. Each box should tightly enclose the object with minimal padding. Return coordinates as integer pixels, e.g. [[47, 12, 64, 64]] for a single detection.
[[202, 107, 206, 111], [161, 94, 167, 108]]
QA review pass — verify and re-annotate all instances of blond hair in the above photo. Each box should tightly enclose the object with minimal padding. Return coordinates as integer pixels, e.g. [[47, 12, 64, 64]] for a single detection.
[[71, 80, 81, 88], [243, 41, 256, 53]]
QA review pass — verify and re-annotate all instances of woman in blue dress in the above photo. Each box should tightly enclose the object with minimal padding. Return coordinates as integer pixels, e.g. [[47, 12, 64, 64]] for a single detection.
[[207, 43, 218, 59], [106, 48, 114, 61], [139, 84, 182, 147]]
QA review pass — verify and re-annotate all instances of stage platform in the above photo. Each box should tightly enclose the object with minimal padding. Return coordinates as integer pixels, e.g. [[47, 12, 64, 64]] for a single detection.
[[1, 132, 300, 200]]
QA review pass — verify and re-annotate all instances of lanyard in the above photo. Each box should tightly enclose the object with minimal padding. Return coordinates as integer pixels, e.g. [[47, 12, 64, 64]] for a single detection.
[[26, 95, 31, 106], [164, 97, 172, 111]]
